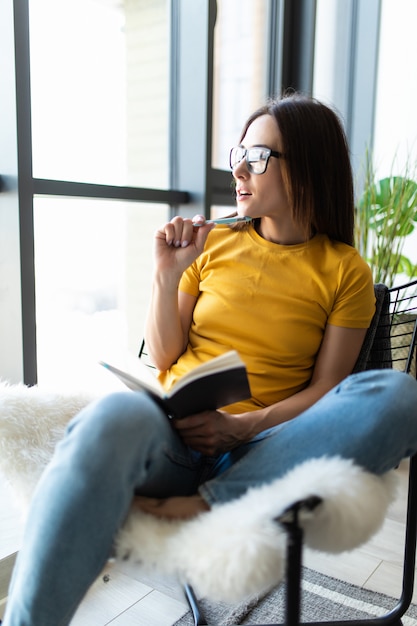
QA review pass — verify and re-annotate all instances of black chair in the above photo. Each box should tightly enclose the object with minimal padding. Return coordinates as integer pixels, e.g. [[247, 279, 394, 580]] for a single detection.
[[253, 280, 417, 626], [140, 280, 417, 626]]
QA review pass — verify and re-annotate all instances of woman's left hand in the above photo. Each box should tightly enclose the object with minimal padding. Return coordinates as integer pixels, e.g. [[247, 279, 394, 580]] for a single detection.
[[173, 410, 253, 456]]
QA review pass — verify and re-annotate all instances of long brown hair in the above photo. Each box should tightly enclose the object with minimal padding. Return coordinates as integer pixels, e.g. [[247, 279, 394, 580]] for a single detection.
[[237, 92, 355, 246]]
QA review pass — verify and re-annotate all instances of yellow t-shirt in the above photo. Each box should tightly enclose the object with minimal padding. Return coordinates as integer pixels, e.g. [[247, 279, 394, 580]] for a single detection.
[[158, 225, 375, 413]]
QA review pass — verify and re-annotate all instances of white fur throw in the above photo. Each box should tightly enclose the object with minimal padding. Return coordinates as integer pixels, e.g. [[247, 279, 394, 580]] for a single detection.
[[0, 381, 397, 603]]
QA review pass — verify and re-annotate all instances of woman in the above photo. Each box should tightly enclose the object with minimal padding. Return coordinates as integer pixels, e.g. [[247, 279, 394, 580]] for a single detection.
[[4, 93, 417, 625]]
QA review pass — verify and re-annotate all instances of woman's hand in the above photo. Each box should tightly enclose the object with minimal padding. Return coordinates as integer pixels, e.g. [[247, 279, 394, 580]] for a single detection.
[[144, 215, 213, 370], [173, 409, 255, 456], [154, 215, 214, 280]]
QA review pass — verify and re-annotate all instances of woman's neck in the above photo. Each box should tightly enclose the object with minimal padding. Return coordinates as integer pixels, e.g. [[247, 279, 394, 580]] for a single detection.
[[256, 217, 310, 245]]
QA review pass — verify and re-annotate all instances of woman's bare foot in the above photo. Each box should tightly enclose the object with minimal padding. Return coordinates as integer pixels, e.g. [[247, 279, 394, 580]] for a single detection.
[[134, 494, 210, 520]]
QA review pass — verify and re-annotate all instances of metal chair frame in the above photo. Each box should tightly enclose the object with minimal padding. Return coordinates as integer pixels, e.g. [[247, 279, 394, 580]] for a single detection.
[[181, 279, 417, 626]]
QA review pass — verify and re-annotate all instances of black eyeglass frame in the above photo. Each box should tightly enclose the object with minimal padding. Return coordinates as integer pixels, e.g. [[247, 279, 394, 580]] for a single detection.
[[229, 145, 285, 175]]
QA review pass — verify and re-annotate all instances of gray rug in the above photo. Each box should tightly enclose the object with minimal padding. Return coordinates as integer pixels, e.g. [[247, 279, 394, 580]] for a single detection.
[[174, 567, 417, 625]]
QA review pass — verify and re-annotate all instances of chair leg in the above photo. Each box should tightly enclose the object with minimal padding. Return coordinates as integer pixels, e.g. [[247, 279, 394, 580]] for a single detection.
[[399, 455, 417, 608], [283, 522, 303, 626], [277, 495, 323, 626], [183, 496, 320, 626], [183, 583, 208, 626], [375, 454, 417, 625]]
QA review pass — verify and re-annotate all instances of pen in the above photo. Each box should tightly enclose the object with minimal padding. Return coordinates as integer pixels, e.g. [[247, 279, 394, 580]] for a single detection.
[[192, 216, 252, 227]]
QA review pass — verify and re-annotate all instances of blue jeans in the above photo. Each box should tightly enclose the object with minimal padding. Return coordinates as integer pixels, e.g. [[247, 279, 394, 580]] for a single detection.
[[4, 369, 417, 626]]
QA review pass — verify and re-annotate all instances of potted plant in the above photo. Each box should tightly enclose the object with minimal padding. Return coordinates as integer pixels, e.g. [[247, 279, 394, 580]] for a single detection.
[[355, 154, 417, 286]]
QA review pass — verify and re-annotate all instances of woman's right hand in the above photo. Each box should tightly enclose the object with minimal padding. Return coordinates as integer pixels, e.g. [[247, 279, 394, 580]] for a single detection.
[[153, 215, 214, 279], [145, 215, 214, 369]]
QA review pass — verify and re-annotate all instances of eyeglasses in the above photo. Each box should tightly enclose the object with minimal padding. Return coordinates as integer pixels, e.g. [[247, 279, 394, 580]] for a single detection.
[[229, 146, 285, 175]]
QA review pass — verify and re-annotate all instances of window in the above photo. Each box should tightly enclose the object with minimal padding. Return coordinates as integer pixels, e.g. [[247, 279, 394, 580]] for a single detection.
[[212, 0, 270, 171], [27, 0, 172, 385], [29, 0, 169, 188], [373, 0, 417, 271], [34, 197, 166, 387], [313, 0, 380, 177], [373, 0, 417, 176]]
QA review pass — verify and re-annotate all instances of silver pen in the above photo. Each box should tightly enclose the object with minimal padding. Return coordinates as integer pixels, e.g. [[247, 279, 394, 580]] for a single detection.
[[192, 216, 252, 227]]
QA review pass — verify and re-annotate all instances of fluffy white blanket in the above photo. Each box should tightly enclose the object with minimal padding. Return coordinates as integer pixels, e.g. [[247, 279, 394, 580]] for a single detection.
[[0, 381, 397, 602]]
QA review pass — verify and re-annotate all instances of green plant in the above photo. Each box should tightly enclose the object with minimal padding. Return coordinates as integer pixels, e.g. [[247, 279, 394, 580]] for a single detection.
[[355, 156, 417, 285]]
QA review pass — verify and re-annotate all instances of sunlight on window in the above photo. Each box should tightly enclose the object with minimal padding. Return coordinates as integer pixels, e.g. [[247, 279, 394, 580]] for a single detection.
[[34, 198, 167, 390], [28, 0, 170, 387], [212, 0, 269, 170]]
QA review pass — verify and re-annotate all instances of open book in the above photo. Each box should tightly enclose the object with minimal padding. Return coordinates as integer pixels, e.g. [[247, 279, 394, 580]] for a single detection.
[[99, 350, 251, 419]]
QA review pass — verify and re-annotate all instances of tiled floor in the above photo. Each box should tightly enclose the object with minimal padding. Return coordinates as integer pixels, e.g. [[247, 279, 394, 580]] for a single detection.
[[0, 459, 415, 624]]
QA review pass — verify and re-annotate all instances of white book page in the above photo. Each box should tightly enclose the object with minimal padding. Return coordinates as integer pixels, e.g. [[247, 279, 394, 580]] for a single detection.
[[99, 354, 163, 395], [169, 350, 244, 395]]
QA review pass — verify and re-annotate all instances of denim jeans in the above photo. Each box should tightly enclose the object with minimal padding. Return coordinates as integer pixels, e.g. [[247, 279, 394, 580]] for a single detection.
[[4, 369, 417, 626]]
